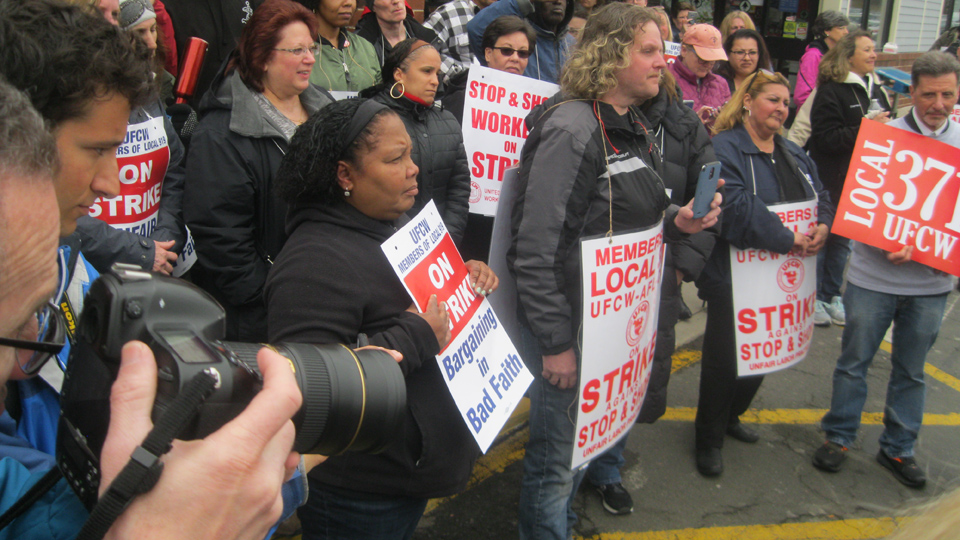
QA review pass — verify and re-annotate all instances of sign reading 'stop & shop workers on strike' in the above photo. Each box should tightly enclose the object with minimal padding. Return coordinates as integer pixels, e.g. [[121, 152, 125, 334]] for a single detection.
[[461, 66, 558, 216]]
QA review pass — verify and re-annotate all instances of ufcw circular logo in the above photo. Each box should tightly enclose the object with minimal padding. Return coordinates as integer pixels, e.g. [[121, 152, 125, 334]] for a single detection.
[[777, 258, 804, 293], [626, 300, 650, 347], [470, 181, 481, 204]]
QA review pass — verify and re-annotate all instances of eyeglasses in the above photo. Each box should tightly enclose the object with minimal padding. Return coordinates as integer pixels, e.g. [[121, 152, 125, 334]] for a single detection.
[[491, 47, 531, 59], [0, 301, 67, 376], [275, 43, 322, 57], [730, 50, 759, 57]]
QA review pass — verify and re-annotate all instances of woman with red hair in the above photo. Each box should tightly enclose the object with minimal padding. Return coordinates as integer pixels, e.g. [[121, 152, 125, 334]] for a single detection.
[[184, 0, 333, 342]]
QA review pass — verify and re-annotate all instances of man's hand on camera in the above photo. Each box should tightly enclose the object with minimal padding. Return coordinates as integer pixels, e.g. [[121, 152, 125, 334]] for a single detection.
[[100, 341, 302, 540]]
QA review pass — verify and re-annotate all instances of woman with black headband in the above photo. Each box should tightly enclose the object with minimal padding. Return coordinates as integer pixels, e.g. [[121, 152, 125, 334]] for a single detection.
[[265, 98, 498, 540], [360, 38, 471, 243]]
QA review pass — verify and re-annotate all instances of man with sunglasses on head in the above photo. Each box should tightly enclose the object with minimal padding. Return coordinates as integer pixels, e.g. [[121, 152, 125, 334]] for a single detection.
[[0, 2, 304, 538]]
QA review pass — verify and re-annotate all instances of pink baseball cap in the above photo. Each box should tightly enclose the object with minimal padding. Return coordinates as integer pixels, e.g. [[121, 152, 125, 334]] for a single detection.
[[682, 24, 728, 62]]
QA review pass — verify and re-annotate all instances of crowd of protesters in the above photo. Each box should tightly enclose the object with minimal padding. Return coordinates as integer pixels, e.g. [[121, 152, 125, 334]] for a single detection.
[[1, 0, 959, 539]]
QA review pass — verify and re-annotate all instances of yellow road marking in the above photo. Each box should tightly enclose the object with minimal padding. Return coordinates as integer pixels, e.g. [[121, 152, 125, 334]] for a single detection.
[[671, 349, 702, 374], [879, 340, 960, 393], [660, 406, 960, 426], [572, 517, 907, 540]]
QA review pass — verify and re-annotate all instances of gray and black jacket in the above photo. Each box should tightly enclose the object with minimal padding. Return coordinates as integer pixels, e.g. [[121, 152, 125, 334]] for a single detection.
[[508, 99, 685, 356]]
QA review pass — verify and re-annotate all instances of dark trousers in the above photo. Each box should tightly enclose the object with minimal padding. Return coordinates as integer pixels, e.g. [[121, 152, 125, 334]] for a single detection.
[[299, 478, 428, 540], [695, 289, 764, 450]]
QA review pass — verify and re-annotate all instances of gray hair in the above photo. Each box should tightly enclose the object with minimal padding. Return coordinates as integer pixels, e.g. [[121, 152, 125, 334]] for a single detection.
[[911, 50, 960, 87], [812, 10, 849, 39], [0, 77, 58, 181]]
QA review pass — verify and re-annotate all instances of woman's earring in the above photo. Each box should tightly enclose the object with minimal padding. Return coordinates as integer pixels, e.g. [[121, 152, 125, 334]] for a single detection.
[[390, 81, 405, 99], [344, 190, 351, 197]]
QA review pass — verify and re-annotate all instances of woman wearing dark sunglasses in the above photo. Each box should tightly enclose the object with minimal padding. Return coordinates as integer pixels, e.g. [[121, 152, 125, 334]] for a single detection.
[[692, 70, 833, 477]]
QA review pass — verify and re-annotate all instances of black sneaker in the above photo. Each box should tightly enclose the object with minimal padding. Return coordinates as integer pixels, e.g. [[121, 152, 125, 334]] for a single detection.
[[877, 450, 927, 489], [595, 482, 634, 515], [812, 441, 847, 472]]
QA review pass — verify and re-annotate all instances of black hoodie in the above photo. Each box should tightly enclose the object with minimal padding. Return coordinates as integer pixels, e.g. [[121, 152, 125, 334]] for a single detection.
[[266, 201, 480, 498]]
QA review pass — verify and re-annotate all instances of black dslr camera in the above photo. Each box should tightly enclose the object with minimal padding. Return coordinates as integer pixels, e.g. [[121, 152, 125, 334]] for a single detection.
[[57, 264, 406, 509]]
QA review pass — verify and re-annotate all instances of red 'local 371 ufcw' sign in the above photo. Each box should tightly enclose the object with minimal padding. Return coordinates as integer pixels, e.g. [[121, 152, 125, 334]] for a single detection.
[[381, 201, 532, 452], [832, 119, 960, 277]]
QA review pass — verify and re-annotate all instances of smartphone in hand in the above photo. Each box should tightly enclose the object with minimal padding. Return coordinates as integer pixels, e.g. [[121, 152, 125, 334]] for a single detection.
[[691, 161, 721, 219]]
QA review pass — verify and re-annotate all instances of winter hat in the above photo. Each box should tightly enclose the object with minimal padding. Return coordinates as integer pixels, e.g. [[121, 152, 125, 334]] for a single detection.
[[119, 0, 155, 32]]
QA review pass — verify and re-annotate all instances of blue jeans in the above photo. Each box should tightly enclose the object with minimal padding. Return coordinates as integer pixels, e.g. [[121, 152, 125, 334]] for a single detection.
[[820, 283, 947, 458], [298, 478, 428, 540], [518, 327, 587, 540], [816, 233, 851, 301], [586, 435, 628, 486]]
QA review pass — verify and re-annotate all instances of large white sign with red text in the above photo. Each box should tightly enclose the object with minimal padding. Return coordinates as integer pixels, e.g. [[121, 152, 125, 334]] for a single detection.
[[731, 201, 817, 377], [462, 66, 558, 216], [381, 201, 532, 452], [572, 224, 664, 469], [832, 119, 960, 277], [90, 115, 169, 236], [951, 104, 959, 125]]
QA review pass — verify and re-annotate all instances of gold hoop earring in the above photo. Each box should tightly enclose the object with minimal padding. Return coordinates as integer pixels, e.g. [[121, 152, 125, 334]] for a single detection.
[[390, 81, 405, 99]]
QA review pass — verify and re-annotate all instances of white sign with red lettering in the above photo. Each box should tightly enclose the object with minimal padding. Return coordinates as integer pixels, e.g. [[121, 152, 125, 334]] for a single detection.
[[572, 223, 664, 470], [89, 114, 169, 236], [731, 200, 817, 377], [462, 66, 558, 216], [381, 201, 532, 452], [950, 104, 960, 125], [665, 41, 681, 64]]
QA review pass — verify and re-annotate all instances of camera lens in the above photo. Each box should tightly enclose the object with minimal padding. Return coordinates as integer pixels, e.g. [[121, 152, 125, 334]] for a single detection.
[[223, 342, 406, 455]]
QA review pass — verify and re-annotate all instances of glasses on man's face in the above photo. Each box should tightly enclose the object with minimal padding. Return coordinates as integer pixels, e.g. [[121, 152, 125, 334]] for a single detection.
[[492, 47, 531, 59], [730, 49, 759, 58], [0, 301, 67, 376], [275, 43, 322, 57]]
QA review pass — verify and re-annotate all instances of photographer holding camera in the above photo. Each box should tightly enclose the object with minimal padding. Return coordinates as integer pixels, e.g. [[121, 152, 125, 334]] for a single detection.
[[0, 1, 305, 538]]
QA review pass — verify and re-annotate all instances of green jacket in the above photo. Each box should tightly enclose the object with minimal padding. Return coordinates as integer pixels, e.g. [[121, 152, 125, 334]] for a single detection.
[[310, 30, 381, 92]]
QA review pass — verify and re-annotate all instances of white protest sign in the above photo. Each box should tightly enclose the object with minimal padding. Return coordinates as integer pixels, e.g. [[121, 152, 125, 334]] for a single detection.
[[90, 115, 169, 236], [462, 65, 558, 216], [573, 223, 664, 469], [381, 201, 532, 452], [730, 200, 817, 377]]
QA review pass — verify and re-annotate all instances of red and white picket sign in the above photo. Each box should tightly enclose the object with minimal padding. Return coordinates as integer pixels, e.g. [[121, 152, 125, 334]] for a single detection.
[[731, 201, 818, 377], [89, 114, 169, 236], [831, 119, 960, 277], [381, 201, 532, 452], [462, 66, 558, 217], [572, 223, 664, 469]]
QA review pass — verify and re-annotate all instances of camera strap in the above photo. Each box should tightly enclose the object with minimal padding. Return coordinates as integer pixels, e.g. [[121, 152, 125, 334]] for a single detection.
[[76, 370, 219, 540]]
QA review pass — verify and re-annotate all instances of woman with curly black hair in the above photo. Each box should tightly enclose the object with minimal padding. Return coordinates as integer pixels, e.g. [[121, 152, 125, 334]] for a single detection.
[[266, 98, 498, 540]]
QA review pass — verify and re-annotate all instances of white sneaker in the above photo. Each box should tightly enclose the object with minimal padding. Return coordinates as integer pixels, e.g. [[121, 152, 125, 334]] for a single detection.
[[825, 296, 846, 326], [814, 300, 832, 327]]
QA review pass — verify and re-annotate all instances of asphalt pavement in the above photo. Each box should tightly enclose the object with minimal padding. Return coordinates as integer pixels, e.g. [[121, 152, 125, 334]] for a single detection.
[[415, 287, 960, 540]]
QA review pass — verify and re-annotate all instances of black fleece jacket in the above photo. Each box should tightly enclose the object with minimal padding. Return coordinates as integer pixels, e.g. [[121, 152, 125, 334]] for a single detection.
[[265, 201, 479, 498]]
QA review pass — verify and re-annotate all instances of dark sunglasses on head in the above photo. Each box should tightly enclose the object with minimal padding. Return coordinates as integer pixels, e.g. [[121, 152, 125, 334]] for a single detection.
[[742, 68, 777, 96], [491, 47, 531, 59], [0, 301, 67, 376]]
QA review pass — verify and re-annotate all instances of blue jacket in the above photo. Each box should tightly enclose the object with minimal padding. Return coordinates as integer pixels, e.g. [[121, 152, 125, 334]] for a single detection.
[[696, 124, 834, 299], [467, 0, 574, 83]]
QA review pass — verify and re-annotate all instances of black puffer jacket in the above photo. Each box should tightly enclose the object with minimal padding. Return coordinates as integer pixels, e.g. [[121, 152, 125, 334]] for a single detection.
[[636, 88, 719, 422], [808, 73, 892, 205], [184, 68, 331, 341], [373, 91, 471, 242], [265, 201, 479, 498]]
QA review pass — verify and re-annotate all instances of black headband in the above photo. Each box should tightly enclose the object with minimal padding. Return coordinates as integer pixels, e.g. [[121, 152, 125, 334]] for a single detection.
[[341, 100, 389, 155]]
